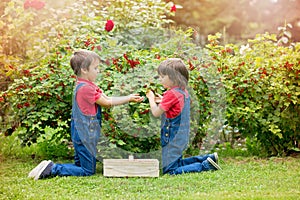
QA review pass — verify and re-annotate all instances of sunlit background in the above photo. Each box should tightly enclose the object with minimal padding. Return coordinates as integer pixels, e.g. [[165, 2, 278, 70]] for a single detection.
[[168, 0, 300, 43], [1, 0, 300, 50]]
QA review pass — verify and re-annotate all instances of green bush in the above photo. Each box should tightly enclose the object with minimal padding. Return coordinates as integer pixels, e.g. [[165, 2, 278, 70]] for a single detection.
[[205, 31, 300, 156]]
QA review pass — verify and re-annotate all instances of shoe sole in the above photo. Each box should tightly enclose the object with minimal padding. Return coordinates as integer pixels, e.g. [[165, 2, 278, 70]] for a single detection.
[[34, 160, 52, 180], [207, 157, 222, 170], [213, 152, 219, 164], [28, 160, 49, 178]]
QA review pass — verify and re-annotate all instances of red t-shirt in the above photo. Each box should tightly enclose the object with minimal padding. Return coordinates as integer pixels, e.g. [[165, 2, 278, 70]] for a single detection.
[[159, 87, 188, 118], [76, 78, 103, 115]]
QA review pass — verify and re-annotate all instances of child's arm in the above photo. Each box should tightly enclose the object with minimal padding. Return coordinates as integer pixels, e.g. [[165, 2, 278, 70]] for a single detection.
[[96, 93, 143, 108], [146, 90, 164, 117]]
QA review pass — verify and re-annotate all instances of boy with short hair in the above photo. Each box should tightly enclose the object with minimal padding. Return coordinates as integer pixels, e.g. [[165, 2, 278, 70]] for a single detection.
[[29, 50, 143, 180]]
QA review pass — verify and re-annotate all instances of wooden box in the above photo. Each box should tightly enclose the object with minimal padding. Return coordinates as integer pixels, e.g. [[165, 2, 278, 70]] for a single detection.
[[103, 156, 159, 177]]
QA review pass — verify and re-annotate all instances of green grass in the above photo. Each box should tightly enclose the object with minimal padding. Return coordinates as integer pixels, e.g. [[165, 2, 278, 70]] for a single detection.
[[0, 156, 299, 200]]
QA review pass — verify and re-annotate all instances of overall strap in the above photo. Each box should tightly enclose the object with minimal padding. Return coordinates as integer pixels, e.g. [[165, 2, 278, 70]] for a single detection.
[[173, 87, 189, 100]]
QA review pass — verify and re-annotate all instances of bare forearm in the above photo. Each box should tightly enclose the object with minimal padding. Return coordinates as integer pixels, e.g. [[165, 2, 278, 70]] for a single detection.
[[96, 95, 131, 108], [149, 98, 163, 117], [97, 93, 143, 108], [108, 96, 131, 106]]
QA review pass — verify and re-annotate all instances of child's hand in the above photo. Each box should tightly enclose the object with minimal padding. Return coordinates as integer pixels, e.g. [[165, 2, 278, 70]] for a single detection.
[[129, 94, 144, 102], [155, 93, 163, 103], [147, 90, 162, 103], [146, 90, 155, 100]]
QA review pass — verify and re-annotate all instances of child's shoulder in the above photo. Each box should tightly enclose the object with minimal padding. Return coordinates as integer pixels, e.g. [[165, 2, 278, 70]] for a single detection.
[[169, 87, 189, 96], [77, 79, 100, 89], [76, 81, 102, 94], [162, 88, 187, 100]]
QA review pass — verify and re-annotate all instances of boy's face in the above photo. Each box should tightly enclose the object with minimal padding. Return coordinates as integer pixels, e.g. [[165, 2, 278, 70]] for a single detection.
[[159, 74, 173, 89], [81, 59, 100, 82]]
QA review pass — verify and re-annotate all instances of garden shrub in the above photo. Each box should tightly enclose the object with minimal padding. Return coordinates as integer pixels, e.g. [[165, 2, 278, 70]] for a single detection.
[[1, 0, 212, 158], [205, 31, 300, 156]]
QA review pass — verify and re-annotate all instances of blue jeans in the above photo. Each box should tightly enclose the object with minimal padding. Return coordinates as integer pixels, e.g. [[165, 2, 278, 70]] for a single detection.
[[51, 125, 97, 177], [167, 154, 216, 175]]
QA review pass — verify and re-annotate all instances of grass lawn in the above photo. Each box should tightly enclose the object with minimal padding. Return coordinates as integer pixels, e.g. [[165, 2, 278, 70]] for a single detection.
[[0, 156, 299, 200]]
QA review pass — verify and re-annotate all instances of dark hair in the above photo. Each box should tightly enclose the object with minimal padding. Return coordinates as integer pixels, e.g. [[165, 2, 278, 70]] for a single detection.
[[157, 58, 189, 89], [70, 50, 101, 76]]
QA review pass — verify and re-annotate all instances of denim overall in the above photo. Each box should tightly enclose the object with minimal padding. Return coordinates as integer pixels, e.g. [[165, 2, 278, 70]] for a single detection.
[[162, 88, 216, 175], [51, 83, 101, 176]]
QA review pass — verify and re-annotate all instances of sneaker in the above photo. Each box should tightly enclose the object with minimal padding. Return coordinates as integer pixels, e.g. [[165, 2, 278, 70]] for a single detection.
[[207, 157, 222, 170], [213, 152, 219, 164], [33, 160, 53, 180], [28, 160, 49, 178]]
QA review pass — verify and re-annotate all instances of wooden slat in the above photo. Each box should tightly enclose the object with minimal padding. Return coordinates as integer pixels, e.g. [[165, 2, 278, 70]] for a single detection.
[[103, 157, 159, 177]]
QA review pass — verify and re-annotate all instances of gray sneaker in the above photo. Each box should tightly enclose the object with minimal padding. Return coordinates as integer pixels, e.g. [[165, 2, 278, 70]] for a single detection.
[[28, 160, 49, 178], [207, 157, 222, 170], [33, 160, 53, 180]]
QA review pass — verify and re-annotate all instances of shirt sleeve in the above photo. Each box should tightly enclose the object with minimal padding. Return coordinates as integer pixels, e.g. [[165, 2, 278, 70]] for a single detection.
[[94, 87, 103, 102], [159, 90, 179, 112]]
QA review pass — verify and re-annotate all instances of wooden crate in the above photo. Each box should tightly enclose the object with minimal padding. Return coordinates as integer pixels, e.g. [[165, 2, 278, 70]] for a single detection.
[[103, 156, 159, 177]]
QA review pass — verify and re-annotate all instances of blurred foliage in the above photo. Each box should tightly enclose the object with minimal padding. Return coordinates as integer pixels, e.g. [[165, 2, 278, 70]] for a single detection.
[[205, 28, 300, 156], [169, 0, 300, 44]]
